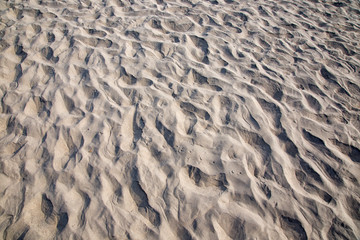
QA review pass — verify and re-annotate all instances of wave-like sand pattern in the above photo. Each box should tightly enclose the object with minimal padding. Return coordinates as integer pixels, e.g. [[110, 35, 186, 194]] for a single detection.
[[1, 0, 360, 239]]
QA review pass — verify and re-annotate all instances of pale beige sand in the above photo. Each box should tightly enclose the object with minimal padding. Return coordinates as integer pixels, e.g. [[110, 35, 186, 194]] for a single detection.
[[0, 0, 360, 239]]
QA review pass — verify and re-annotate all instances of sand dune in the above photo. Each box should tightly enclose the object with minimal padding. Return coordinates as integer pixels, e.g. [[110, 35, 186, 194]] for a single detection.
[[0, 0, 360, 239]]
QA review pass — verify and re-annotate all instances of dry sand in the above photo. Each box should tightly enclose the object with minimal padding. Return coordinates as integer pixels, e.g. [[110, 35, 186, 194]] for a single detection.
[[0, 0, 360, 239]]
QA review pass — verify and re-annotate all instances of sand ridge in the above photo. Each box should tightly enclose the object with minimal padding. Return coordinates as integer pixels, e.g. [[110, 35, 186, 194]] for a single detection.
[[0, 0, 360, 239]]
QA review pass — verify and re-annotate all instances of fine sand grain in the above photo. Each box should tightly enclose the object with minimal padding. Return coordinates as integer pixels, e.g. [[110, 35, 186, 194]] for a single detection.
[[0, 0, 360, 239]]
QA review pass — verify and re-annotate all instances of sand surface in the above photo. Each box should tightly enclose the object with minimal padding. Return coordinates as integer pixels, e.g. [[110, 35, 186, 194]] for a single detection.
[[1, 0, 360, 239]]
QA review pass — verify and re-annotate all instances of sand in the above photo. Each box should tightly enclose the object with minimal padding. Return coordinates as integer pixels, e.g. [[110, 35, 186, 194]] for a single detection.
[[0, 0, 360, 239]]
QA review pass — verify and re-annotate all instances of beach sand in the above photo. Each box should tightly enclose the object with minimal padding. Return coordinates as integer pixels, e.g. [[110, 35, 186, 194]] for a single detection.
[[0, 0, 360, 239]]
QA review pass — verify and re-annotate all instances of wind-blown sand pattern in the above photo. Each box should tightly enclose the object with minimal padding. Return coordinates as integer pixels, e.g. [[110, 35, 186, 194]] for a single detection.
[[0, 0, 360, 239]]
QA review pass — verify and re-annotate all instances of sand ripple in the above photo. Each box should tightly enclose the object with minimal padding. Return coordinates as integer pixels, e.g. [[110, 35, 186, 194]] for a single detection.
[[1, 0, 360, 239]]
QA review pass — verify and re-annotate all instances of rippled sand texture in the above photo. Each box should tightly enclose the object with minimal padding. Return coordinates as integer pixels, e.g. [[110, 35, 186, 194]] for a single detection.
[[1, 0, 360, 239]]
